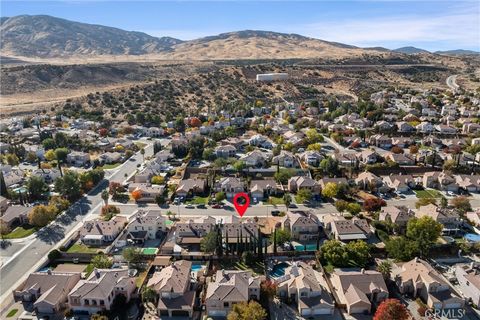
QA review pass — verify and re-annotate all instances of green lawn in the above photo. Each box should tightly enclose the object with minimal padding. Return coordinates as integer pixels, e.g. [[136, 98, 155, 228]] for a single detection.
[[185, 196, 208, 205], [135, 142, 147, 149], [66, 243, 98, 254], [415, 189, 443, 199], [99, 162, 121, 170], [268, 196, 285, 205], [219, 260, 265, 275], [85, 264, 94, 276], [3, 225, 37, 239], [6, 309, 18, 318]]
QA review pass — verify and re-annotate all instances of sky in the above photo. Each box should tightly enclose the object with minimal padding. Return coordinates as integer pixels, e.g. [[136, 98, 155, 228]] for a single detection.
[[1, 0, 479, 51]]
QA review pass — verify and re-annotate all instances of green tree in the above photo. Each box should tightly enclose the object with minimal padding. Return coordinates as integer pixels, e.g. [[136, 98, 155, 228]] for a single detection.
[[385, 237, 419, 261], [274, 168, 294, 184], [347, 240, 370, 267], [233, 160, 246, 173], [319, 157, 339, 177], [227, 301, 267, 320], [28, 205, 57, 227], [320, 240, 348, 267], [450, 196, 471, 213], [91, 254, 113, 269], [142, 286, 158, 303], [55, 171, 82, 201], [241, 251, 255, 266], [415, 197, 437, 209], [42, 138, 56, 150], [44, 149, 56, 162], [101, 190, 109, 206], [347, 202, 362, 215], [122, 247, 142, 265], [270, 228, 291, 246], [406, 216, 443, 257], [377, 260, 392, 280], [296, 188, 312, 203], [5, 153, 19, 166], [306, 128, 324, 144], [215, 191, 226, 203], [200, 231, 218, 253], [322, 182, 339, 199], [335, 200, 349, 212], [26, 176, 48, 200], [307, 143, 322, 151], [283, 193, 292, 207]]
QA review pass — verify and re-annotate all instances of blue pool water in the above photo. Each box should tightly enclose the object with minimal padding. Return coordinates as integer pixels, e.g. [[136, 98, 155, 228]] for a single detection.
[[464, 233, 480, 243], [191, 264, 205, 272], [294, 244, 318, 251], [270, 262, 289, 278]]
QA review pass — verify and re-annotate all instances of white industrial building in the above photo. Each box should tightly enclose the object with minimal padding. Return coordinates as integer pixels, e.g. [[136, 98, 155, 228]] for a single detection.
[[256, 73, 289, 81]]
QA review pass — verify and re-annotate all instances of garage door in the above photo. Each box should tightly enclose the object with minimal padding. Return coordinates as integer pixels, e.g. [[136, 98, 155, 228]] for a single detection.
[[172, 310, 190, 317], [209, 310, 227, 317], [301, 309, 312, 316], [313, 308, 332, 315], [350, 307, 369, 314], [444, 303, 463, 309]]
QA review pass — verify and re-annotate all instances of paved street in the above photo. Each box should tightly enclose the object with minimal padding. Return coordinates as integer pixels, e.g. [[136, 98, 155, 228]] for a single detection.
[[0, 140, 155, 307], [446, 75, 459, 90]]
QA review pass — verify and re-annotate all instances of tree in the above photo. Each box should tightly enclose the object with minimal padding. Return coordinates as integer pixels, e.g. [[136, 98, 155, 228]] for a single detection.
[[363, 198, 387, 212], [320, 240, 348, 267], [409, 145, 419, 154], [5, 153, 19, 166], [122, 247, 142, 265], [296, 188, 312, 203], [201, 231, 218, 253], [42, 138, 56, 150], [151, 175, 165, 185], [0, 221, 10, 238], [26, 176, 48, 200], [227, 301, 267, 320], [415, 197, 437, 209], [54, 147, 69, 163], [443, 159, 456, 172], [233, 160, 246, 173], [385, 237, 418, 261], [377, 260, 392, 280], [44, 149, 56, 162], [49, 196, 70, 212], [374, 299, 409, 320], [322, 182, 339, 199], [406, 216, 443, 257], [260, 280, 277, 300], [270, 228, 291, 246], [450, 196, 471, 213], [0, 171, 7, 198], [28, 205, 57, 227], [274, 168, 294, 184], [321, 239, 370, 268], [347, 202, 362, 215], [131, 189, 143, 201], [319, 157, 339, 177], [91, 254, 112, 269], [48, 249, 61, 261], [283, 193, 292, 208], [347, 240, 370, 267], [306, 128, 324, 144], [335, 200, 349, 212], [101, 190, 109, 206], [140, 148, 145, 161], [215, 191, 226, 203], [55, 171, 82, 201], [241, 251, 255, 266], [307, 143, 322, 151], [26, 152, 38, 163], [142, 286, 158, 303]]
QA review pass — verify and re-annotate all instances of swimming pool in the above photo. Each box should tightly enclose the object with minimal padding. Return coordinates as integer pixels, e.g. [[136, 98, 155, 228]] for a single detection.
[[270, 262, 289, 278], [191, 264, 205, 272], [141, 247, 158, 255], [294, 243, 318, 251], [464, 233, 480, 243]]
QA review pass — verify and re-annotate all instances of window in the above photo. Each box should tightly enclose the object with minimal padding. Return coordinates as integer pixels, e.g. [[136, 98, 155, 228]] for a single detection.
[[84, 299, 89, 305], [100, 300, 105, 306], [301, 292, 307, 297], [223, 302, 229, 307]]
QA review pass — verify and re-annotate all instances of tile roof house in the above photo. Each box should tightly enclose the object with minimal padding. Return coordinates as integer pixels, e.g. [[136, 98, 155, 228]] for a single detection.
[[275, 262, 334, 316], [214, 177, 245, 199], [272, 150, 298, 168], [415, 204, 460, 234], [326, 216, 371, 241], [31, 168, 61, 183], [368, 134, 392, 149], [175, 216, 216, 244], [222, 216, 258, 244], [330, 268, 388, 314], [128, 183, 165, 202], [147, 260, 195, 317], [13, 271, 81, 314], [299, 150, 325, 167], [205, 270, 261, 317], [0, 205, 30, 228], [385, 153, 415, 166], [392, 258, 464, 310], [355, 171, 385, 191], [422, 172, 459, 192], [250, 179, 281, 201], [126, 209, 166, 243], [240, 150, 271, 167], [455, 175, 480, 193], [288, 176, 320, 195], [358, 149, 379, 165], [68, 268, 136, 315], [79, 216, 127, 246], [66, 151, 90, 166], [454, 263, 480, 306], [383, 174, 416, 193], [175, 178, 206, 198], [281, 211, 321, 241], [379, 206, 414, 228], [215, 145, 237, 158]]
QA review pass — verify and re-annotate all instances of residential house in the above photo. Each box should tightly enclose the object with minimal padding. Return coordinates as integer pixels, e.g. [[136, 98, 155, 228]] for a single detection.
[[126, 210, 166, 243], [99, 152, 122, 164], [383, 174, 416, 193], [288, 176, 321, 195], [79, 216, 127, 246], [415, 204, 460, 234], [299, 150, 324, 167], [396, 121, 415, 133], [369, 135, 392, 149], [2, 168, 25, 187], [272, 151, 298, 168], [355, 171, 384, 191], [392, 258, 464, 309], [324, 215, 371, 241], [128, 183, 165, 202], [435, 125, 457, 135], [0, 195, 8, 213], [147, 260, 195, 317], [275, 262, 335, 316], [391, 137, 413, 148], [222, 216, 258, 246], [31, 168, 61, 183], [462, 122, 480, 134], [66, 151, 90, 166], [175, 216, 216, 245], [385, 153, 415, 166], [176, 178, 206, 198], [250, 179, 281, 201], [417, 122, 435, 133], [68, 268, 136, 314], [214, 177, 245, 199], [205, 270, 261, 317], [455, 175, 480, 193], [249, 134, 275, 149], [332, 153, 358, 168], [281, 211, 321, 241], [215, 145, 237, 158], [454, 263, 480, 306], [13, 271, 81, 314], [330, 269, 388, 314], [240, 150, 270, 167], [358, 149, 378, 165], [466, 210, 480, 227], [423, 172, 459, 192], [0, 206, 30, 228], [379, 206, 414, 229]]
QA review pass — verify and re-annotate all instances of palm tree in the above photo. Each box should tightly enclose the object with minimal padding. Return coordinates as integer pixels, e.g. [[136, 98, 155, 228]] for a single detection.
[[140, 148, 145, 162], [377, 260, 392, 280], [101, 190, 109, 207]]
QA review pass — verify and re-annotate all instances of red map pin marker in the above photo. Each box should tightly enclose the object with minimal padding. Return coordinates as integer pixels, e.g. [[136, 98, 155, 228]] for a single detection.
[[233, 192, 250, 217]]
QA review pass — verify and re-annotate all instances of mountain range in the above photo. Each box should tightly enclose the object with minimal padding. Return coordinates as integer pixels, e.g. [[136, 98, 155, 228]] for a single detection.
[[0, 15, 478, 59]]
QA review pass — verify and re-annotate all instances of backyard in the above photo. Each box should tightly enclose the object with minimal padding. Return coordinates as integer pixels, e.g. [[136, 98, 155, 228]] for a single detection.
[[66, 243, 99, 254], [218, 259, 265, 275]]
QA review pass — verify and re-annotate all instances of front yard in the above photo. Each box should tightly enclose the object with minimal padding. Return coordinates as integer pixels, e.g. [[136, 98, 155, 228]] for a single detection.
[[185, 196, 209, 205], [268, 196, 285, 205], [66, 243, 99, 254], [3, 225, 37, 239], [99, 162, 121, 170], [415, 189, 443, 199]]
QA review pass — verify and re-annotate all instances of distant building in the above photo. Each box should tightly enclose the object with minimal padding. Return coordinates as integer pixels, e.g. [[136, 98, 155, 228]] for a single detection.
[[256, 73, 289, 82]]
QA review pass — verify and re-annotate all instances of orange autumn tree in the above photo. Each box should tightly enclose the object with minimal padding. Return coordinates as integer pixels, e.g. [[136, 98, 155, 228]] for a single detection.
[[131, 189, 143, 201], [374, 299, 409, 320]]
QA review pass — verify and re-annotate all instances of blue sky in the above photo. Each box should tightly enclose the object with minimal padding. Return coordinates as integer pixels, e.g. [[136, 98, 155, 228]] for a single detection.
[[2, 1, 479, 51]]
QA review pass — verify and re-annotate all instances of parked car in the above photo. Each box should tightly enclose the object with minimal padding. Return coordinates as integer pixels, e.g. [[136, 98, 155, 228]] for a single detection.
[[212, 204, 222, 209], [185, 205, 194, 209], [271, 210, 280, 216]]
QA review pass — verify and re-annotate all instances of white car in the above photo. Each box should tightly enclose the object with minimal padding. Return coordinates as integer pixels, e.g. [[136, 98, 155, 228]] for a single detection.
[[447, 191, 455, 196]]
